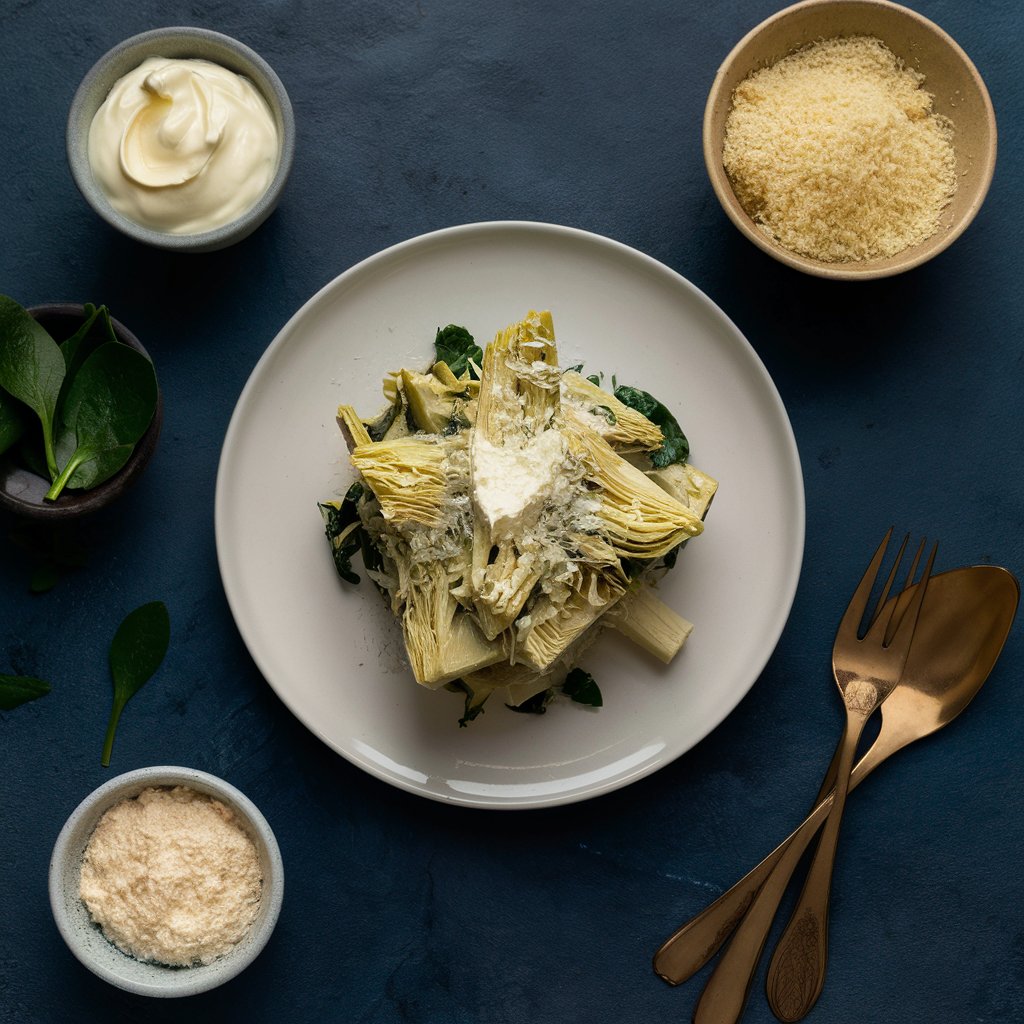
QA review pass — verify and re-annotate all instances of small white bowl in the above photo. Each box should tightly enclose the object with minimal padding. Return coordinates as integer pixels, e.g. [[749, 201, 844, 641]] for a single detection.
[[67, 27, 295, 252], [49, 766, 283, 997]]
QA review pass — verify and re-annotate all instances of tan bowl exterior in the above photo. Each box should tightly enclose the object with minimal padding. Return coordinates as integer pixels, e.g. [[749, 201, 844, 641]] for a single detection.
[[703, 0, 997, 280]]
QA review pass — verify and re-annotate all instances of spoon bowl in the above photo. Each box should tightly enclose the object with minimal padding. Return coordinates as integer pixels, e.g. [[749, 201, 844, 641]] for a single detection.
[[880, 564, 1019, 740]]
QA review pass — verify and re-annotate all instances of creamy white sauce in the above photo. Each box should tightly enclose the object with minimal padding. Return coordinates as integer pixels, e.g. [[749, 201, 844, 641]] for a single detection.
[[88, 57, 279, 234], [471, 429, 566, 539]]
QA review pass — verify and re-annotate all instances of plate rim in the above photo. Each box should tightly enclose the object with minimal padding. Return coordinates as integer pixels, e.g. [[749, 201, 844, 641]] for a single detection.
[[214, 219, 806, 809]]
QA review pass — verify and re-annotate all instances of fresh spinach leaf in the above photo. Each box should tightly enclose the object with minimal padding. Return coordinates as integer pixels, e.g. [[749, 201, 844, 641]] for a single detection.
[[102, 601, 170, 766], [0, 295, 66, 479], [47, 342, 157, 500], [613, 384, 690, 468], [0, 674, 51, 710], [561, 668, 603, 707], [0, 392, 26, 456], [434, 325, 482, 380], [56, 304, 118, 410]]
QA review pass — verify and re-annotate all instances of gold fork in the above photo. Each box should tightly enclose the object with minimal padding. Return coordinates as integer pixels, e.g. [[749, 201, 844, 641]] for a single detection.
[[685, 529, 938, 1024], [763, 531, 937, 1020]]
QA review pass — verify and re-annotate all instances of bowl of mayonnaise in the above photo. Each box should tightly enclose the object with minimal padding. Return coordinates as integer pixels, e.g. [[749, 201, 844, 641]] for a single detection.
[[67, 27, 295, 252]]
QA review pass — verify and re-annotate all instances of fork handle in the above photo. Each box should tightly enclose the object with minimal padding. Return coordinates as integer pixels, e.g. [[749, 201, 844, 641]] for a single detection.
[[689, 808, 820, 1024], [653, 741, 846, 986], [765, 708, 869, 1021], [652, 727, 899, 987], [652, 823, 798, 985]]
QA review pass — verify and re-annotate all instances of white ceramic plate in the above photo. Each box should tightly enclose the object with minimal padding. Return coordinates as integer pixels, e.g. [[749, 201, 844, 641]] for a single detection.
[[215, 222, 804, 809]]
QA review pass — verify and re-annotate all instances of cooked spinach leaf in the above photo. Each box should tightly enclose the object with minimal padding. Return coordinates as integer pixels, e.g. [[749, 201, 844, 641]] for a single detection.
[[0, 674, 51, 710], [102, 601, 170, 766], [434, 325, 482, 379], [446, 679, 489, 727], [561, 668, 603, 707], [365, 394, 402, 442], [319, 482, 367, 584], [613, 384, 690, 468], [506, 689, 554, 715]]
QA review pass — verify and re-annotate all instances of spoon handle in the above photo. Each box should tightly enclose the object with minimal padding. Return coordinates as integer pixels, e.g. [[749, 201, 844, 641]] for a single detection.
[[653, 737, 846, 986], [652, 729, 898, 986], [764, 708, 868, 1021], [689, 802, 822, 1023]]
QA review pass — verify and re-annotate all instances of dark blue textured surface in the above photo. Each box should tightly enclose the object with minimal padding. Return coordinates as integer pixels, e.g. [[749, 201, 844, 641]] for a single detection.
[[2, 1, 1022, 1022]]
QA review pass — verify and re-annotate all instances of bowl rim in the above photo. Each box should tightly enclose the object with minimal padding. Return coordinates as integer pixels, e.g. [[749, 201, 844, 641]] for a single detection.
[[702, 0, 998, 280], [66, 26, 296, 252], [48, 765, 284, 997], [0, 303, 162, 520]]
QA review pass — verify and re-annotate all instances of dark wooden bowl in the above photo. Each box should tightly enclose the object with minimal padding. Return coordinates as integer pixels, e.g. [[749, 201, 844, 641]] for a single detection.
[[0, 304, 162, 519]]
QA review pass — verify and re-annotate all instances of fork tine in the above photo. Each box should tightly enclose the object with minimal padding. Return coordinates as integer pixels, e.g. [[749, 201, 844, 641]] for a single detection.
[[878, 537, 926, 643], [867, 532, 910, 629], [837, 527, 894, 641], [882, 540, 938, 653]]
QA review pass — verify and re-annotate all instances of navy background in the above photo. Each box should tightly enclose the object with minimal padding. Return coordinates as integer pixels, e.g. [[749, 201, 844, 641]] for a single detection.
[[2, 1, 1022, 1022]]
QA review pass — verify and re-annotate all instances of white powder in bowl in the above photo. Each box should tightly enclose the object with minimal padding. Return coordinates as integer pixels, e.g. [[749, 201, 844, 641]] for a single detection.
[[79, 785, 263, 967]]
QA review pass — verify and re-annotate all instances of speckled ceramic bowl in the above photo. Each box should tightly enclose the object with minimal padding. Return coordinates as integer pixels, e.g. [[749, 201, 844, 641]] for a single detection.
[[49, 766, 283, 997], [67, 27, 295, 252], [704, 0, 997, 279], [0, 303, 162, 521]]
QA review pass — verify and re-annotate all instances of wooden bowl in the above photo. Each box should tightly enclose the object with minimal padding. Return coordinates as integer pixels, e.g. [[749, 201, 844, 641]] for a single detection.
[[703, 0, 997, 280], [0, 304, 162, 520]]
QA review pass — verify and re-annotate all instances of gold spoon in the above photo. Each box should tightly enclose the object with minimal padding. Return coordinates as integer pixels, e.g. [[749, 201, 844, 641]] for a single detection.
[[652, 565, 1019, 1008]]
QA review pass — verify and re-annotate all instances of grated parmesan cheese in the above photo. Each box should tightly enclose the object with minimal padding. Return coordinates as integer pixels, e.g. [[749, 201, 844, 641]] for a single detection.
[[79, 786, 262, 967], [722, 35, 957, 262]]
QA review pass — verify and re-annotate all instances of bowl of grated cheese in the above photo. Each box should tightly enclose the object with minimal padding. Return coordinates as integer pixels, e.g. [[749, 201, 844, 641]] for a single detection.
[[703, 0, 996, 279], [49, 766, 283, 997]]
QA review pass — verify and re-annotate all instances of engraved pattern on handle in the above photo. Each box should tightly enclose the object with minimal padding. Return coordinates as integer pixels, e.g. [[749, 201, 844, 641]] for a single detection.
[[767, 909, 822, 1022], [764, 703, 867, 1020]]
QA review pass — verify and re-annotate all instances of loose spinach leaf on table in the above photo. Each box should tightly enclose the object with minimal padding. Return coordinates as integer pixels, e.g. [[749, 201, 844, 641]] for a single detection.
[[0, 295, 66, 478], [102, 601, 170, 767], [434, 325, 482, 379], [0, 673, 51, 711], [613, 384, 690, 468], [47, 342, 158, 500]]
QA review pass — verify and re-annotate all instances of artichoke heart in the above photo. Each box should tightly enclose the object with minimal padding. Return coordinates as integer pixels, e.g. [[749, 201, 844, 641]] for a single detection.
[[325, 307, 716, 722], [402, 560, 505, 687], [350, 436, 447, 526], [560, 371, 664, 452]]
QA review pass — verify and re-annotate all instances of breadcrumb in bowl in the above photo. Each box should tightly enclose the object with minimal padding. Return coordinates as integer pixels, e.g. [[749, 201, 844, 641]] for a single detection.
[[703, 0, 996, 280]]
